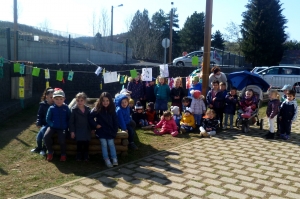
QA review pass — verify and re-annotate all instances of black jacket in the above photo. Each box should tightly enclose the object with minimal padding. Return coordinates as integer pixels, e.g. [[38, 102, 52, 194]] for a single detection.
[[170, 87, 185, 104], [36, 101, 51, 126]]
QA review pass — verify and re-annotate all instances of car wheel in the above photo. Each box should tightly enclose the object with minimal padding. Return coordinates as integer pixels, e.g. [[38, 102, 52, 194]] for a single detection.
[[176, 62, 184, 66]]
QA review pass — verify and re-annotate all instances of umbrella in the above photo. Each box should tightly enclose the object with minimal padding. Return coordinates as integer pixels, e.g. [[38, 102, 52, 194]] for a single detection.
[[228, 70, 270, 92]]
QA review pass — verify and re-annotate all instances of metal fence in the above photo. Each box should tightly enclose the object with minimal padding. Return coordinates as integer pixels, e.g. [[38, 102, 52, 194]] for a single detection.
[[214, 48, 246, 67]]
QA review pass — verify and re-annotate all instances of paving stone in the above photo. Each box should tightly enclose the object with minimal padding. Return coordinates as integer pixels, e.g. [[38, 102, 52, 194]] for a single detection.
[[126, 164, 139, 168], [79, 179, 97, 185], [92, 183, 112, 191], [167, 189, 188, 198], [135, 167, 152, 173], [206, 186, 226, 194], [115, 181, 130, 190], [240, 181, 260, 189], [246, 167, 263, 173], [148, 184, 169, 193], [231, 168, 248, 175], [286, 192, 300, 199], [184, 168, 201, 175], [132, 172, 150, 179], [115, 174, 134, 182], [214, 165, 230, 171], [184, 174, 202, 181], [259, 165, 276, 171], [224, 184, 244, 192], [226, 191, 249, 199], [265, 171, 283, 178], [181, 157, 197, 163], [52, 187, 70, 194], [262, 186, 282, 195], [216, 170, 234, 177], [220, 177, 238, 184], [108, 189, 128, 198], [278, 169, 295, 175], [119, 168, 134, 175], [207, 193, 229, 199], [269, 195, 287, 199], [183, 163, 198, 168], [68, 192, 84, 199], [72, 185, 91, 193], [150, 171, 166, 178], [86, 191, 106, 199], [245, 189, 266, 198], [186, 180, 205, 188], [129, 187, 150, 196], [203, 178, 222, 186], [256, 179, 275, 186], [166, 181, 186, 189], [236, 175, 254, 182], [147, 194, 169, 199], [130, 180, 149, 187], [197, 161, 213, 167], [200, 172, 219, 179], [185, 187, 206, 196], [199, 166, 215, 173], [278, 184, 298, 192], [251, 173, 269, 180], [272, 163, 288, 169], [149, 177, 170, 185], [286, 175, 300, 182], [271, 177, 290, 185], [168, 175, 186, 183]]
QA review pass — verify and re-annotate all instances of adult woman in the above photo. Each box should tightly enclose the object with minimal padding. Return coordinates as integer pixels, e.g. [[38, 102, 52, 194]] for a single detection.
[[208, 66, 227, 88]]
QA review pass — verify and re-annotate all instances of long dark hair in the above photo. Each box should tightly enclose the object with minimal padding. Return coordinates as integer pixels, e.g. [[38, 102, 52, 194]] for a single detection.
[[94, 92, 115, 113], [40, 87, 54, 102]]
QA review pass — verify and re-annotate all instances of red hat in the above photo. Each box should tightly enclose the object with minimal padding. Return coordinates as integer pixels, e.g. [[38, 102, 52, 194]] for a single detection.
[[193, 90, 201, 99]]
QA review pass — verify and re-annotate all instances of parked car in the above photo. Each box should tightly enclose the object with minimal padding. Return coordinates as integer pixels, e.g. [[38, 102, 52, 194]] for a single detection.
[[257, 66, 300, 92], [173, 50, 222, 66], [251, 66, 268, 74]]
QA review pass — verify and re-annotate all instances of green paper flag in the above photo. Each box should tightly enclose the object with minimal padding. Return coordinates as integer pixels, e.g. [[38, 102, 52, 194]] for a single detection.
[[68, 71, 74, 81], [14, 63, 20, 73], [120, 75, 125, 84], [32, 67, 40, 77], [56, 71, 63, 81], [0, 68, 3, 78], [130, 69, 137, 78], [192, 56, 199, 66], [0, 57, 3, 67]]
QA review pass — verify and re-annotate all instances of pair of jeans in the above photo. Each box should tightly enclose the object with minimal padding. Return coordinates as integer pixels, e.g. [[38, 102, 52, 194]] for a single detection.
[[280, 120, 292, 135], [126, 120, 136, 143], [193, 114, 202, 126], [180, 125, 193, 132], [43, 127, 66, 155], [224, 114, 234, 127], [139, 119, 148, 127], [36, 125, 48, 149], [100, 139, 117, 160]]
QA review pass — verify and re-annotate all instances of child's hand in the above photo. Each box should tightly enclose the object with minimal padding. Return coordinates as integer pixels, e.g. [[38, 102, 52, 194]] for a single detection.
[[96, 125, 101, 129], [71, 132, 75, 139], [213, 97, 216, 101]]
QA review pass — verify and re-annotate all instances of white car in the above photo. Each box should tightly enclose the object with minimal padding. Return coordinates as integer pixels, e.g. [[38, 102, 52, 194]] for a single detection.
[[173, 50, 222, 66], [251, 66, 268, 74], [257, 66, 300, 92]]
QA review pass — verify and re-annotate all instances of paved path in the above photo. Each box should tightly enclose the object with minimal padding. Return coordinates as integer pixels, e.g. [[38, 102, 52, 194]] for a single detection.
[[22, 116, 300, 199]]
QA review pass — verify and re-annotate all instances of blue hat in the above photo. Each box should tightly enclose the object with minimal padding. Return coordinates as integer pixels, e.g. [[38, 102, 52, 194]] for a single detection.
[[281, 84, 292, 91]]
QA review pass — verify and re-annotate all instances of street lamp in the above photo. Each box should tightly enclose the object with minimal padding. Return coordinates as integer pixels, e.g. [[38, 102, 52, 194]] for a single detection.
[[111, 4, 123, 41], [168, 2, 174, 64]]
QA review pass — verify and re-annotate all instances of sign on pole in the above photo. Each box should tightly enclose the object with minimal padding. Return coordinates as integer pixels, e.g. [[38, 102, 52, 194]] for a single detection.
[[162, 38, 170, 64]]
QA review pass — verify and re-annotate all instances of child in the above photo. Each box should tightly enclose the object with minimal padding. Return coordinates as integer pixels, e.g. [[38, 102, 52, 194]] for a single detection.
[[129, 98, 135, 115], [115, 94, 138, 150], [154, 76, 170, 117], [146, 102, 157, 125], [190, 90, 206, 128], [145, 78, 156, 104], [281, 84, 292, 102], [188, 76, 202, 96], [278, 90, 298, 140], [44, 89, 71, 161], [200, 109, 220, 138], [132, 101, 148, 127], [180, 107, 196, 133], [239, 89, 258, 118], [69, 92, 91, 161], [224, 87, 238, 129], [31, 87, 54, 155], [182, 97, 191, 112], [89, 92, 119, 167], [127, 73, 144, 105], [153, 111, 178, 137], [170, 106, 182, 127], [170, 77, 185, 112], [265, 90, 281, 139]]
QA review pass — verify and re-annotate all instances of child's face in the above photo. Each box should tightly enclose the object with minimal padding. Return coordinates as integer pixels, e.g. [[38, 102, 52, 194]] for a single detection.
[[286, 94, 294, 101], [182, 101, 189, 107], [147, 105, 152, 111], [245, 91, 253, 98], [184, 112, 190, 116], [46, 93, 53, 104], [207, 112, 214, 119], [137, 109, 143, 113], [102, 97, 110, 107], [269, 93, 276, 100], [164, 116, 171, 120], [76, 97, 86, 107], [230, 89, 236, 95], [53, 96, 65, 107], [121, 99, 129, 108], [159, 77, 164, 84], [212, 83, 219, 90], [129, 103, 134, 108], [175, 80, 180, 87], [220, 85, 226, 91]]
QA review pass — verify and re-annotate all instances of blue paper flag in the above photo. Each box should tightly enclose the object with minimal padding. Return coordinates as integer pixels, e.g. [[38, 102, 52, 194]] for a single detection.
[[68, 71, 74, 81], [20, 63, 25, 75]]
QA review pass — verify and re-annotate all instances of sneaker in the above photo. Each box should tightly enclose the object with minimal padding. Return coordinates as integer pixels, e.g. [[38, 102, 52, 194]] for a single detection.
[[279, 133, 286, 139], [46, 153, 53, 161], [112, 158, 118, 166], [39, 150, 46, 156], [180, 127, 186, 133], [171, 131, 179, 137], [105, 158, 113, 168], [282, 134, 290, 140], [128, 142, 138, 150], [31, 147, 41, 153], [265, 132, 275, 139], [200, 131, 210, 138], [60, 155, 66, 162]]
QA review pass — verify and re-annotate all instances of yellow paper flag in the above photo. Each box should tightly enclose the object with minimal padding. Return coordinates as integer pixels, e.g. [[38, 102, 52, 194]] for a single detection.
[[102, 68, 105, 75], [46, 81, 50, 88], [19, 88, 24, 98], [124, 75, 128, 83], [19, 77, 24, 87]]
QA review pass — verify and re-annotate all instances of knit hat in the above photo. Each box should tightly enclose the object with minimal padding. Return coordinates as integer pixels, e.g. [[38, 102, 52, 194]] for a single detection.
[[53, 89, 65, 98], [170, 106, 180, 115], [190, 90, 201, 99], [129, 98, 134, 105], [135, 101, 143, 109], [192, 76, 199, 82], [147, 102, 154, 110], [281, 84, 292, 91], [184, 107, 192, 114], [120, 88, 131, 95]]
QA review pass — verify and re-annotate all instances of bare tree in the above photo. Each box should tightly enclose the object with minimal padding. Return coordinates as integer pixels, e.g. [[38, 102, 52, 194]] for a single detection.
[[124, 14, 134, 33], [224, 21, 242, 54], [38, 19, 51, 30], [89, 11, 98, 36], [100, 8, 110, 37]]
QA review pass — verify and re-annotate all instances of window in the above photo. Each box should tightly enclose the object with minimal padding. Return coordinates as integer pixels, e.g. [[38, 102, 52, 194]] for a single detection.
[[265, 68, 279, 75], [281, 67, 300, 75]]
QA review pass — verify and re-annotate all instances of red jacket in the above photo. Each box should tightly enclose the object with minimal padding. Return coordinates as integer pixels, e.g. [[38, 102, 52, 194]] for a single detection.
[[146, 110, 156, 122], [155, 117, 177, 132]]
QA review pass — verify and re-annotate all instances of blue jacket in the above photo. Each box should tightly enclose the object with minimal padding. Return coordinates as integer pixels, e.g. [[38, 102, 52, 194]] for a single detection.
[[224, 94, 238, 115], [206, 89, 226, 109], [115, 94, 131, 131], [89, 107, 119, 139], [154, 84, 170, 100], [188, 83, 202, 96], [36, 100, 52, 126], [46, 104, 71, 130]]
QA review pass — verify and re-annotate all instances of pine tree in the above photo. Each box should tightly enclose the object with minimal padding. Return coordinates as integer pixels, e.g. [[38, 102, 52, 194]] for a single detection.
[[241, 0, 287, 66], [211, 30, 225, 49]]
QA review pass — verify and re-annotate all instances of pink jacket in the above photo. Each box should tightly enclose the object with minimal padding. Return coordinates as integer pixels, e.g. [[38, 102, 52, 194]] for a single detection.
[[155, 117, 177, 132]]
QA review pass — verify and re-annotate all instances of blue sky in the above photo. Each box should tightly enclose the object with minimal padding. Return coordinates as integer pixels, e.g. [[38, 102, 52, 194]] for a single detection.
[[0, 0, 299, 40]]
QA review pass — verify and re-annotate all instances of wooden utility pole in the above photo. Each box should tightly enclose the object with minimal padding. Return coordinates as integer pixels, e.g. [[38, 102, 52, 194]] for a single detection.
[[168, 2, 174, 64], [14, 0, 18, 61], [202, 0, 213, 96]]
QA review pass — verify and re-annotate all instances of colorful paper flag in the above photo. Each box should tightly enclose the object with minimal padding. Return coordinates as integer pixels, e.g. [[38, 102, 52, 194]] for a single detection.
[[32, 67, 40, 77], [103, 72, 118, 83], [20, 63, 25, 75], [124, 75, 128, 83], [46, 81, 50, 88], [168, 78, 174, 89], [14, 63, 20, 73], [159, 64, 169, 77], [120, 75, 125, 84], [192, 56, 199, 66], [19, 88, 24, 98], [68, 71, 74, 81], [141, 68, 152, 81], [56, 71, 63, 81], [102, 68, 105, 75], [0, 57, 4, 67], [95, 67, 102, 76], [130, 69, 137, 78], [19, 77, 24, 87], [45, 69, 50, 79], [0, 68, 3, 78], [100, 83, 102, 90]]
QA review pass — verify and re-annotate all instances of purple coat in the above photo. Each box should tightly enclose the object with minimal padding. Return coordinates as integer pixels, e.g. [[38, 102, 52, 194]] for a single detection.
[[266, 99, 280, 119], [127, 79, 144, 100]]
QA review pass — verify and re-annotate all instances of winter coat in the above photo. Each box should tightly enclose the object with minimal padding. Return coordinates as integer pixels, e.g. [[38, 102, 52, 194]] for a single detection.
[[224, 94, 238, 115], [239, 95, 258, 112], [170, 87, 185, 103], [132, 111, 147, 124], [89, 108, 119, 139], [279, 99, 298, 122], [145, 84, 156, 102], [203, 117, 219, 131], [208, 72, 227, 88], [146, 110, 157, 122], [115, 94, 131, 131], [36, 100, 51, 126], [266, 99, 280, 119], [127, 79, 144, 100], [154, 84, 170, 100], [188, 83, 202, 96], [180, 114, 196, 128], [46, 104, 71, 130], [190, 97, 206, 115], [206, 89, 226, 109], [69, 105, 91, 141], [155, 117, 177, 132]]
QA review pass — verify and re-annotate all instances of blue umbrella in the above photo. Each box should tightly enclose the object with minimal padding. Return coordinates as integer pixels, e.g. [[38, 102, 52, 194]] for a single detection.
[[228, 70, 270, 92]]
